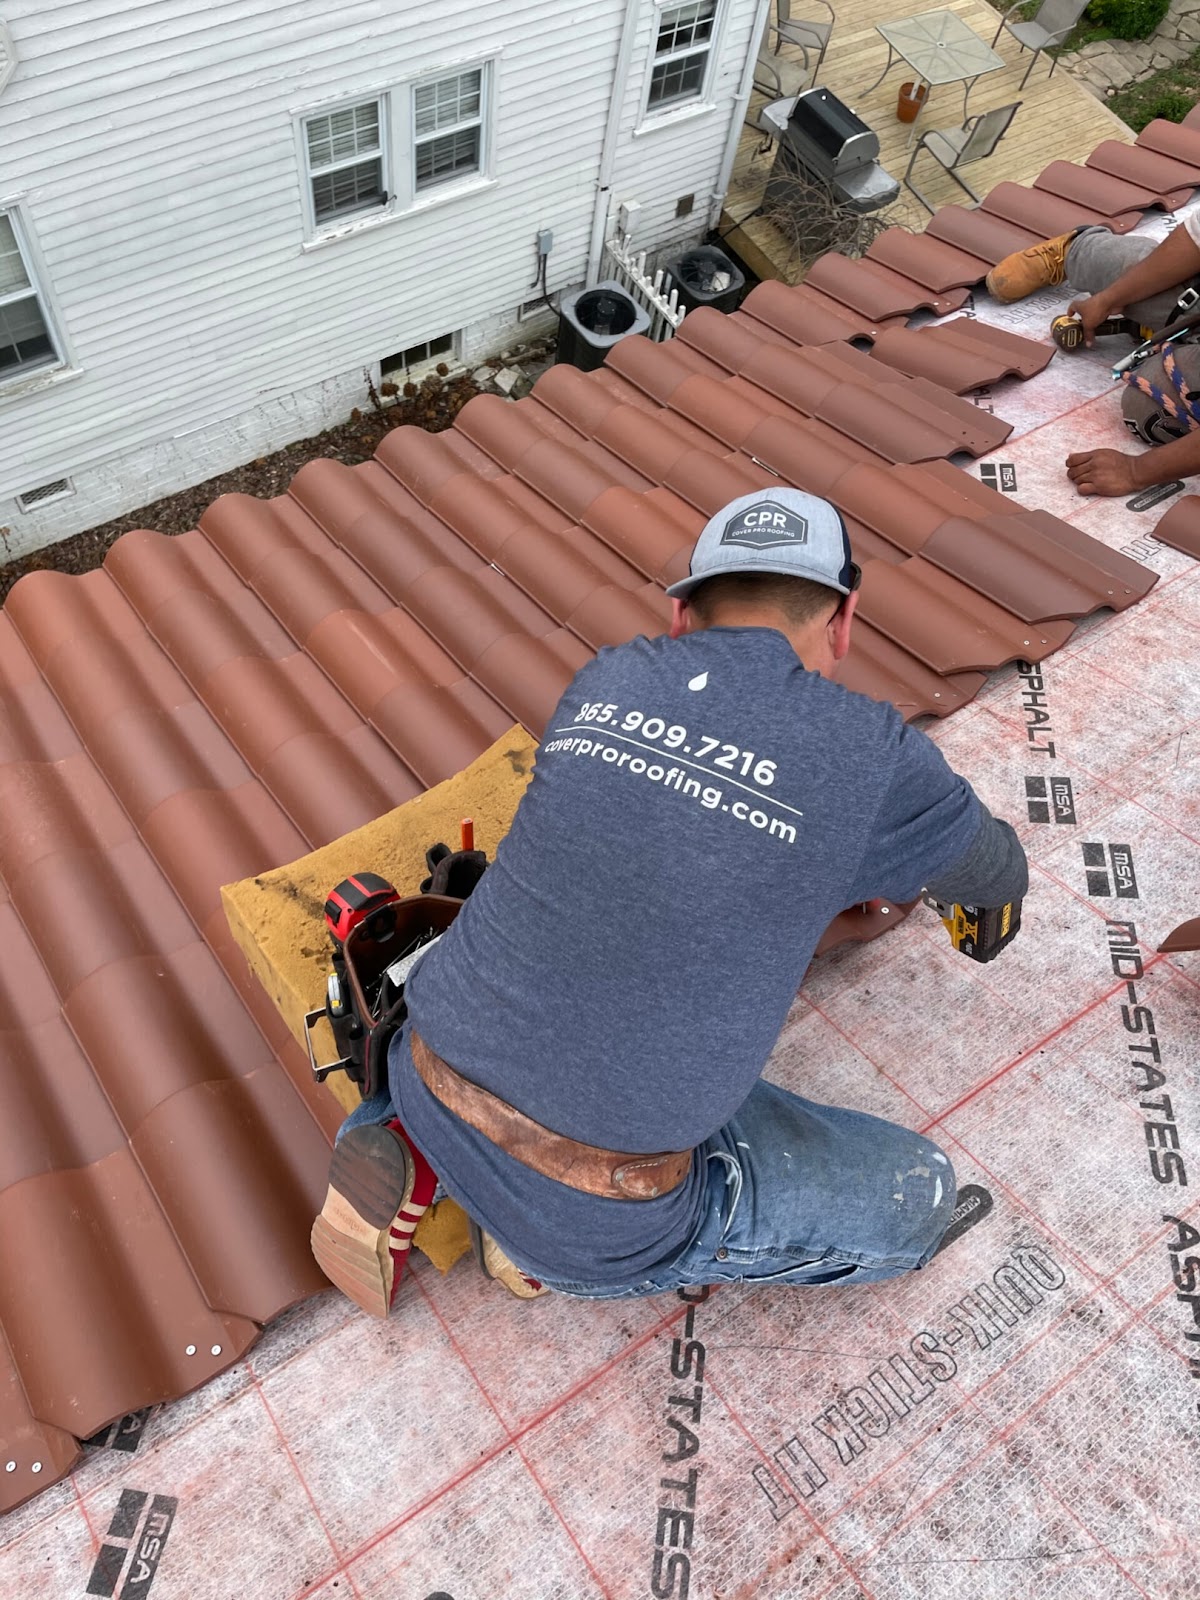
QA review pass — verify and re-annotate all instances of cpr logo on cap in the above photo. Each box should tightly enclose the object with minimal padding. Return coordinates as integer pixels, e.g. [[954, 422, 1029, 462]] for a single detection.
[[720, 501, 809, 551]]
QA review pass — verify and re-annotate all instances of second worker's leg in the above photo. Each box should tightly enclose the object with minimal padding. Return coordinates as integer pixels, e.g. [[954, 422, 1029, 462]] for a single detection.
[[1064, 227, 1183, 328], [985, 225, 1165, 312]]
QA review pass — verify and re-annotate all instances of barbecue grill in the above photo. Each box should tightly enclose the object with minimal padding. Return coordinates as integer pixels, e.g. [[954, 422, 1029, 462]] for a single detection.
[[764, 87, 898, 215]]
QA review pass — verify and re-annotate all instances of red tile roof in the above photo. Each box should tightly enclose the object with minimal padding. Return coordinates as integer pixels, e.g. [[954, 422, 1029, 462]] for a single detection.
[[4, 120, 1191, 1515]]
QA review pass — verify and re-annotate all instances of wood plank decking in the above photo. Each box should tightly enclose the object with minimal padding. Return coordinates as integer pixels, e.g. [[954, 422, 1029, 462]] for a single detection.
[[721, 0, 1135, 282]]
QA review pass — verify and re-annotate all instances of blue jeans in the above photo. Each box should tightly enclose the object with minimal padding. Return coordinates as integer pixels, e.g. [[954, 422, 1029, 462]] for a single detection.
[[337, 1079, 956, 1300]]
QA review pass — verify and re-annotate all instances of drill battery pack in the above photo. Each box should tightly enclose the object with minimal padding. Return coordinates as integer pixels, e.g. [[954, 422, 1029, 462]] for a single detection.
[[923, 895, 1022, 963]]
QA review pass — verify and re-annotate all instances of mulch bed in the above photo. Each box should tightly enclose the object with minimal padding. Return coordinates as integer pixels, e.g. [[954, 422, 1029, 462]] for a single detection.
[[0, 370, 481, 606]]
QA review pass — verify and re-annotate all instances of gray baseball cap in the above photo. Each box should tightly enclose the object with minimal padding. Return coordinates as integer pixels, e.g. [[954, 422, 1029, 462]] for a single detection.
[[665, 487, 860, 602]]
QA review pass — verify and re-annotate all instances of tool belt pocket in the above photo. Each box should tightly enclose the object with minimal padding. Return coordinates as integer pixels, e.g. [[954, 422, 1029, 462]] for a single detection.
[[309, 894, 463, 1100]]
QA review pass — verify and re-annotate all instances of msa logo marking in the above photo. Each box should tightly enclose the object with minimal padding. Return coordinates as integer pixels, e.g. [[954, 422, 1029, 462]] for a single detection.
[[86, 1490, 178, 1598], [1082, 842, 1138, 899], [1025, 775, 1076, 825], [84, 1409, 155, 1454], [980, 462, 1017, 493]]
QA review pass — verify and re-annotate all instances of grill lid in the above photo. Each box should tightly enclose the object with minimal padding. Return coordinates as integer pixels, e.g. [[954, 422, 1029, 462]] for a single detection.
[[786, 87, 880, 172]]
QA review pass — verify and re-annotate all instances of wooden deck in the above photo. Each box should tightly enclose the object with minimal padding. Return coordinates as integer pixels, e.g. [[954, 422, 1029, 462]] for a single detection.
[[721, 0, 1136, 283]]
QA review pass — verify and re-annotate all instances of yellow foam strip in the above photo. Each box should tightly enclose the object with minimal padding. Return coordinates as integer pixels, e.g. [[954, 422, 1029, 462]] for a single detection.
[[222, 727, 537, 1272]]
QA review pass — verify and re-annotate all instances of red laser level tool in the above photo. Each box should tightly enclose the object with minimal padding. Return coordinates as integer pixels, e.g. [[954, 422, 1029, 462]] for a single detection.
[[922, 894, 1022, 963]]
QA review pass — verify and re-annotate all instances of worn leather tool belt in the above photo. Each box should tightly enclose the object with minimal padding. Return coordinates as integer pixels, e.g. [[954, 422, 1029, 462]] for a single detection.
[[409, 1030, 692, 1201]]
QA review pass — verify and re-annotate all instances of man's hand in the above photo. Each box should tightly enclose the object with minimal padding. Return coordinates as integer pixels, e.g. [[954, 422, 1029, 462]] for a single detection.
[[1065, 448, 1142, 497], [1066, 292, 1119, 348]]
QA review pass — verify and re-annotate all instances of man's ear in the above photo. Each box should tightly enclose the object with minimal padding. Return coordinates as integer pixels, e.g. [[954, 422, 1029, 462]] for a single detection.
[[828, 589, 858, 662], [669, 597, 690, 639]]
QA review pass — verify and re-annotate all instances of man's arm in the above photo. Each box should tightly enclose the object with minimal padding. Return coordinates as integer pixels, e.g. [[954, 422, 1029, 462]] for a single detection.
[[925, 803, 1029, 908], [846, 721, 1027, 909], [1068, 223, 1200, 344], [1066, 429, 1200, 497]]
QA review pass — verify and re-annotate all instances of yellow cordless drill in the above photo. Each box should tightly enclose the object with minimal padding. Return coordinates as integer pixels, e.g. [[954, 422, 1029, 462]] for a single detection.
[[922, 895, 1022, 963]]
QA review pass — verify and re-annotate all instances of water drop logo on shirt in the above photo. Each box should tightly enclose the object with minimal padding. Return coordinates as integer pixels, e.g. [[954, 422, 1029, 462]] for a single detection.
[[720, 502, 809, 551], [688, 672, 708, 691]]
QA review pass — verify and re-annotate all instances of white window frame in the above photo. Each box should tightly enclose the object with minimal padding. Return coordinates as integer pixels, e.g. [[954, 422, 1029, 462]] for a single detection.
[[641, 0, 723, 124], [380, 330, 457, 380], [0, 205, 66, 388], [411, 65, 489, 197], [299, 96, 390, 234], [295, 55, 498, 246]]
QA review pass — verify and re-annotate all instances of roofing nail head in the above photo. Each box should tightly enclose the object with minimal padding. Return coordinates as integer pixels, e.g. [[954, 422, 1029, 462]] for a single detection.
[[31, 1462, 41, 1473], [185, 1345, 197, 1356], [211, 1345, 222, 1356], [4, 1462, 14, 1473]]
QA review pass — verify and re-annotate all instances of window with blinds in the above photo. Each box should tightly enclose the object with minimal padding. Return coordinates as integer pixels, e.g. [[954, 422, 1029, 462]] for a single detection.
[[298, 65, 494, 237], [648, 1, 718, 111], [0, 212, 59, 380], [303, 99, 387, 225], [413, 69, 484, 192]]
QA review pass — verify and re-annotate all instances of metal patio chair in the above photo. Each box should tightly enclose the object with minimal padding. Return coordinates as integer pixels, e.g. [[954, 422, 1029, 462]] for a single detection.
[[749, 28, 810, 154], [754, 26, 812, 102], [903, 101, 1022, 212], [991, 0, 1090, 89], [773, 1, 836, 83]]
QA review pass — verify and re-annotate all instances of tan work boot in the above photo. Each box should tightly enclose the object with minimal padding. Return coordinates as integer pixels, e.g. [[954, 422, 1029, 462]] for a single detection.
[[985, 230, 1082, 303], [469, 1220, 549, 1299]]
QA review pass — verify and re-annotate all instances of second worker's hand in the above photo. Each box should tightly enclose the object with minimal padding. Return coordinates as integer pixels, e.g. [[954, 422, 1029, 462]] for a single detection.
[[1065, 447, 1142, 497]]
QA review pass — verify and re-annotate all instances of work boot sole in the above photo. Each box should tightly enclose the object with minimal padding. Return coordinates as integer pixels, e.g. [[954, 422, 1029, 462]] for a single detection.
[[311, 1124, 416, 1318]]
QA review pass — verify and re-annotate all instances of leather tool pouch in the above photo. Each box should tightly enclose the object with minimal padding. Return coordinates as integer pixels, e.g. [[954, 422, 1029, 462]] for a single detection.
[[330, 893, 463, 1100]]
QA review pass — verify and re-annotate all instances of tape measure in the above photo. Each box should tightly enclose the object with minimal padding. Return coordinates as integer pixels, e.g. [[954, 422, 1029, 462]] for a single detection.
[[1050, 312, 1141, 352]]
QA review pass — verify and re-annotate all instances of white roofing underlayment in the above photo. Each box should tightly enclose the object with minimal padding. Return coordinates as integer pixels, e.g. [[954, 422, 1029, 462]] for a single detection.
[[3, 204, 1200, 1600]]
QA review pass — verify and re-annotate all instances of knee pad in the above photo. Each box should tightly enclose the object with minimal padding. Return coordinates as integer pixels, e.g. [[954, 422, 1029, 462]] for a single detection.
[[1121, 384, 1191, 446]]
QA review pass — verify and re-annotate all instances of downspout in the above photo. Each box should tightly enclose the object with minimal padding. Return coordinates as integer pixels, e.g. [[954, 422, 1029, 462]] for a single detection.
[[585, 0, 644, 286], [708, 0, 772, 231]]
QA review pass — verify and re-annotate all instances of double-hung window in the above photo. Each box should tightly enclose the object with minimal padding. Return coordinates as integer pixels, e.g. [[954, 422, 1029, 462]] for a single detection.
[[647, 1, 718, 112], [413, 69, 484, 192], [300, 64, 492, 238], [304, 99, 388, 226], [0, 211, 60, 380]]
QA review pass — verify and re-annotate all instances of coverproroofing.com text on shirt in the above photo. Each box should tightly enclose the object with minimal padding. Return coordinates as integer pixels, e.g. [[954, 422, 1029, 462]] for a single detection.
[[541, 732, 798, 844]]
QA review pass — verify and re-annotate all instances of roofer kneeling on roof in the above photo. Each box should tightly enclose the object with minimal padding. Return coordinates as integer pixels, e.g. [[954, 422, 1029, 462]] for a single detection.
[[987, 219, 1200, 497], [311, 489, 1029, 1311]]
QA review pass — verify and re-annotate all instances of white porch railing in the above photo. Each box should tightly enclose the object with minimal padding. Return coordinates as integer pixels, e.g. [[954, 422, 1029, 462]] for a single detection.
[[603, 234, 686, 342]]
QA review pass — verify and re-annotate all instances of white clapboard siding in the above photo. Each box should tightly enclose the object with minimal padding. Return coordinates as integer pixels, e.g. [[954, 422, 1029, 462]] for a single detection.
[[0, 0, 762, 516], [609, 0, 764, 255]]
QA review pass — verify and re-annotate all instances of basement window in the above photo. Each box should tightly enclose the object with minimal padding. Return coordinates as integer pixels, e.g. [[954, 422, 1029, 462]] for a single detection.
[[381, 331, 455, 376], [17, 476, 74, 510]]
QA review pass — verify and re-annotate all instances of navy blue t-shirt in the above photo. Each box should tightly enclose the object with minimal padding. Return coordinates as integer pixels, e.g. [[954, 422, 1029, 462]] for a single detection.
[[392, 627, 982, 1285]]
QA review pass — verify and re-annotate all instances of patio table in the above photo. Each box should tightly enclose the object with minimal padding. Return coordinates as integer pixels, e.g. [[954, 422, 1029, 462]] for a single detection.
[[863, 8, 1005, 143]]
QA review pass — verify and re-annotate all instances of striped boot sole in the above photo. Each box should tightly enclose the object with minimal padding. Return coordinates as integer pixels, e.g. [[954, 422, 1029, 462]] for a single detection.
[[311, 1125, 418, 1318]]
